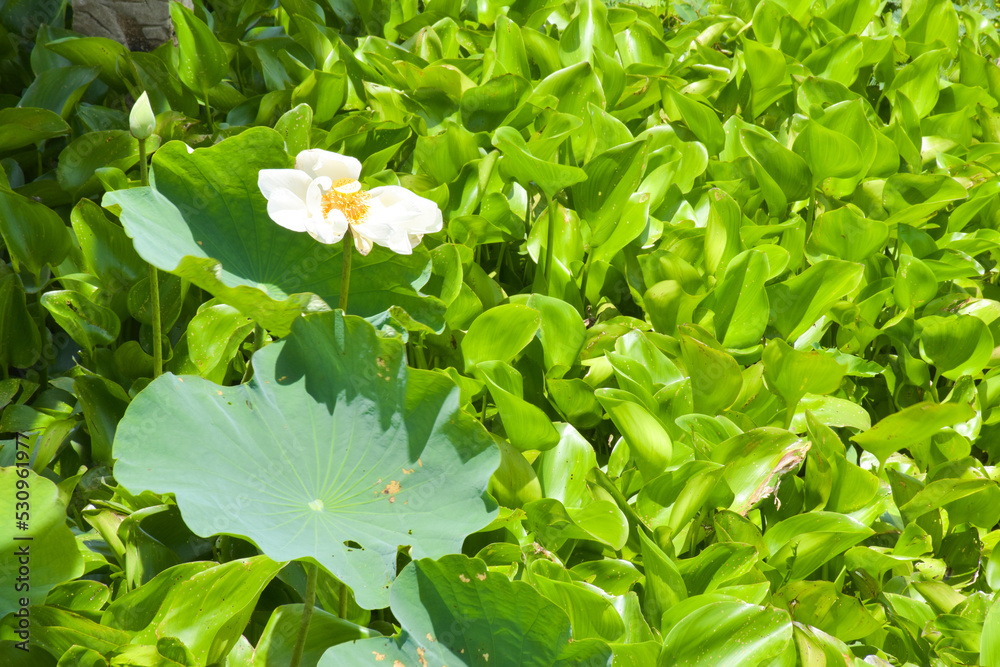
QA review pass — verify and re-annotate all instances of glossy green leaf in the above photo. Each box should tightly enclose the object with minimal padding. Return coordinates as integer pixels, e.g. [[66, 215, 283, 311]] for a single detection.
[[0, 107, 70, 152], [462, 304, 540, 369], [852, 401, 976, 464], [40, 290, 120, 353], [659, 600, 792, 667], [170, 2, 230, 92]]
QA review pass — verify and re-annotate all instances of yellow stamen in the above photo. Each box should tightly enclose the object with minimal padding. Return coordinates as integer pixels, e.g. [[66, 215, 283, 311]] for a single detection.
[[321, 178, 369, 225]]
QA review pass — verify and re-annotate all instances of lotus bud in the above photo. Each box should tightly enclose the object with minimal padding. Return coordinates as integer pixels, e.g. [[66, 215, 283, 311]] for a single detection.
[[129, 91, 156, 140]]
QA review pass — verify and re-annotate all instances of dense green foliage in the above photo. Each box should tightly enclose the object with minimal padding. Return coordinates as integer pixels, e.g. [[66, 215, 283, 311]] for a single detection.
[[4, 0, 1000, 665]]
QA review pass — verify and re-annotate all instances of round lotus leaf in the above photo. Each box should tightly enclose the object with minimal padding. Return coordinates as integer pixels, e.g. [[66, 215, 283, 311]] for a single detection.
[[112, 311, 500, 608]]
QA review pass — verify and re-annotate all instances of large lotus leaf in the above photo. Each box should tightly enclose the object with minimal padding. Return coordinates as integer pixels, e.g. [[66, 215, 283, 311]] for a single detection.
[[112, 311, 499, 609], [104, 127, 445, 336], [319, 555, 613, 667]]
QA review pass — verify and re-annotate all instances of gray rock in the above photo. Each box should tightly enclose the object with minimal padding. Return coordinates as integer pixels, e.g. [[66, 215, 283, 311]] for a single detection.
[[71, 0, 194, 51]]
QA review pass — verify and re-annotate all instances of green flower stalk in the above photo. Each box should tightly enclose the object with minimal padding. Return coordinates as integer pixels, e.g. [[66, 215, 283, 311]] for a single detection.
[[130, 91, 162, 377]]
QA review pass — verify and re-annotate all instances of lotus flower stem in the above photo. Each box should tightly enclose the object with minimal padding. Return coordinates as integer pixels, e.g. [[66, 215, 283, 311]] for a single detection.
[[340, 232, 354, 311], [138, 138, 163, 378], [290, 562, 318, 667]]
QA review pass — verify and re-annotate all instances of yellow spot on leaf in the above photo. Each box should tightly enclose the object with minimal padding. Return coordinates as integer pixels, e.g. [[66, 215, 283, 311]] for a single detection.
[[383, 480, 401, 495], [477, 573, 487, 581], [373, 651, 385, 661], [459, 574, 470, 583]]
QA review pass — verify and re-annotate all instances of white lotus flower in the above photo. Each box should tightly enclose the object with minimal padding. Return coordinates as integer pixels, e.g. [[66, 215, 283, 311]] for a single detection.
[[257, 149, 442, 256]]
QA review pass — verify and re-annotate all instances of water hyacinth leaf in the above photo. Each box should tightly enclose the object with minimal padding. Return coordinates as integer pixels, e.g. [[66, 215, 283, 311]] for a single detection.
[[43, 36, 130, 90], [70, 199, 146, 291], [2, 605, 129, 658], [766, 259, 864, 341], [535, 423, 598, 508], [0, 107, 70, 152], [254, 604, 377, 667], [17, 66, 99, 119], [882, 173, 967, 227], [661, 88, 725, 155], [0, 187, 72, 275], [590, 192, 648, 264], [529, 575, 624, 642], [0, 468, 84, 618], [128, 556, 283, 666], [639, 529, 687, 628], [894, 255, 937, 310], [492, 126, 587, 198], [704, 188, 745, 277], [763, 339, 846, 411], [659, 601, 792, 667], [985, 595, 1000, 666], [772, 580, 881, 642], [765, 512, 874, 580], [792, 121, 865, 181], [57, 130, 151, 198], [713, 249, 769, 349], [807, 207, 888, 262], [573, 139, 648, 248], [462, 303, 540, 369], [558, 0, 616, 67], [40, 289, 121, 353], [679, 335, 742, 416], [105, 127, 445, 336], [740, 129, 811, 202], [712, 428, 810, 514], [182, 303, 254, 378], [475, 361, 560, 452], [0, 274, 40, 369], [112, 311, 499, 609], [918, 315, 994, 380], [461, 75, 531, 133], [273, 103, 313, 156], [524, 497, 628, 550], [319, 555, 612, 667], [489, 438, 544, 508], [170, 1, 229, 92], [596, 388, 671, 480], [292, 66, 349, 124], [523, 293, 586, 378], [851, 401, 976, 465]]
